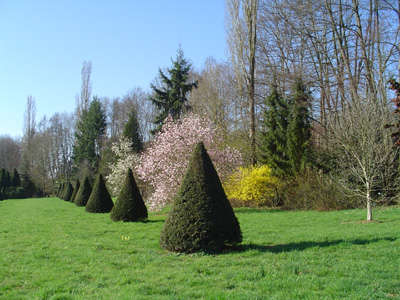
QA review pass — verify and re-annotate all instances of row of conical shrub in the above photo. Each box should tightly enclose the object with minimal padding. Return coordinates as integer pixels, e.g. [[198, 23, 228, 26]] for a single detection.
[[54, 142, 241, 254], [56, 170, 148, 221]]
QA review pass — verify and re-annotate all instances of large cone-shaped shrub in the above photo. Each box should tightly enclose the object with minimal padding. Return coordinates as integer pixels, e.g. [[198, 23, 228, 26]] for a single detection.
[[74, 176, 92, 207], [63, 182, 74, 202], [110, 169, 147, 222], [70, 179, 80, 202], [85, 174, 114, 213], [160, 142, 242, 253]]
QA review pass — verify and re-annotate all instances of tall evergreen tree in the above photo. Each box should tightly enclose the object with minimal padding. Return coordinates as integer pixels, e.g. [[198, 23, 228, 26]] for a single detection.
[[123, 108, 143, 153], [0, 169, 10, 193], [287, 79, 313, 175], [73, 97, 107, 174], [259, 86, 290, 177], [150, 48, 197, 134], [11, 169, 21, 187]]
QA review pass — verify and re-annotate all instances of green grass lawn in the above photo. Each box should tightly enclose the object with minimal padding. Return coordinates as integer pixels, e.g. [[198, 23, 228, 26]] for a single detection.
[[0, 198, 399, 300]]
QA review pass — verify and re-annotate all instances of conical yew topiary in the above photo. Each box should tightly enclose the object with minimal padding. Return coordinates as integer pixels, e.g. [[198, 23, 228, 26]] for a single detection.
[[55, 183, 61, 198], [74, 176, 92, 207], [63, 182, 74, 202], [70, 179, 80, 202], [160, 142, 242, 253], [110, 169, 147, 222], [85, 174, 114, 213], [58, 183, 65, 199]]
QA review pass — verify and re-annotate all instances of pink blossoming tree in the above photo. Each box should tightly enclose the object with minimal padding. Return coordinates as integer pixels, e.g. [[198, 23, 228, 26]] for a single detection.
[[108, 113, 242, 210]]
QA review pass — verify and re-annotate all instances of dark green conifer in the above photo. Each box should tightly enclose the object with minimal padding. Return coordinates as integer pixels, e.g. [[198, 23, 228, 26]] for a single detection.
[[0, 169, 10, 193], [85, 174, 113, 213], [70, 179, 80, 202], [11, 169, 21, 187], [63, 182, 74, 202], [287, 78, 313, 175], [110, 169, 147, 222], [74, 176, 92, 207], [160, 142, 242, 253], [259, 86, 290, 177], [55, 183, 61, 198], [57, 183, 65, 198], [123, 108, 143, 153], [150, 48, 198, 134]]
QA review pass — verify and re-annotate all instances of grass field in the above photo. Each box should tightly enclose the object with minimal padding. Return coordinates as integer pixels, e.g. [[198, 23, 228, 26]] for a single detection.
[[0, 198, 399, 299]]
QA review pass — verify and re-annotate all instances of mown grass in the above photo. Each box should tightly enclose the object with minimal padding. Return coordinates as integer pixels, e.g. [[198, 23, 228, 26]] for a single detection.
[[0, 198, 399, 299]]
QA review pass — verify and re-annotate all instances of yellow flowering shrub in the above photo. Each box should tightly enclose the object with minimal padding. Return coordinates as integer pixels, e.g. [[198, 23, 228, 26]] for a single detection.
[[224, 165, 280, 207]]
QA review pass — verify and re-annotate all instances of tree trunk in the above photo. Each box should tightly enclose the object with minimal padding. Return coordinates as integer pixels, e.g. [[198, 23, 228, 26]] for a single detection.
[[366, 188, 373, 221]]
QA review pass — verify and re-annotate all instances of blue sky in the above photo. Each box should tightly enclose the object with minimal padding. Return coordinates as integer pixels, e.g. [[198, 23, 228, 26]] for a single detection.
[[0, 1, 227, 137]]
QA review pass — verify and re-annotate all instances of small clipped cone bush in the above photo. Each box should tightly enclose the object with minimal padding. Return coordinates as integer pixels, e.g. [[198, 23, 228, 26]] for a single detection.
[[70, 179, 80, 203], [85, 174, 114, 213], [160, 142, 242, 253], [58, 183, 65, 199], [63, 182, 74, 202], [74, 176, 92, 207], [55, 183, 61, 198], [110, 169, 147, 222]]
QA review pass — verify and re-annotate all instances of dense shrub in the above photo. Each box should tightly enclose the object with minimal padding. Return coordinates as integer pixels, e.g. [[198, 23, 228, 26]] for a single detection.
[[74, 176, 92, 207], [224, 165, 281, 207], [279, 169, 362, 211], [70, 179, 80, 203], [63, 182, 74, 202], [20, 174, 37, 198], [6, 187, 27, 199], [85, 174, 114, 213], [110, 169, 147, 222], [160, 142, 242, 253]]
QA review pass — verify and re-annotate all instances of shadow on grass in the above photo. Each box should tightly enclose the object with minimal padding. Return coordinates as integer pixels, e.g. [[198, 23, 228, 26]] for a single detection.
[[228, 236, 396, 254], [144, 219, 164, 223], [234, 208, 284, 214]]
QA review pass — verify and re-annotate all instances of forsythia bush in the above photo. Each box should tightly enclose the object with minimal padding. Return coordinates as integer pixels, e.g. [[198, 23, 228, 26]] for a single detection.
[[224, 165, 280, 207]]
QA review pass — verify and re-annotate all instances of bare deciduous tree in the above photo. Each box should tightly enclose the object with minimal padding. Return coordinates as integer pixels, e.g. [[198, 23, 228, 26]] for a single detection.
[[227, 0, 259, 164], [327, 97, 398, 221], [0, 136, 21, 171]]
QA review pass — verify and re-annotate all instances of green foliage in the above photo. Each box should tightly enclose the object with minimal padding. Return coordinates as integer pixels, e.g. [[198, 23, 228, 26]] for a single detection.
[[10, 169, 21, 187], [74, 176, 92, 207], [110, 169, 147, 222], [160, 142, 242, 253], [62, 182, 74, 202], [73, 97, 107, 174], [259, 86, 290, 177], [20, 174, 36, 198], [0, 169, 10, 192], [85, 174, 114, 213], [123, 108, 143, 153], [287, 79, 313, 175], [150, 48, 198, 134], [224, 165, 281, 207], [70, 179, 80, 203], [6, 187, 27, 199]]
